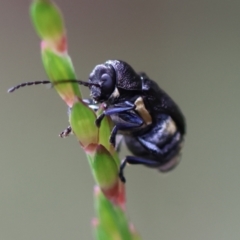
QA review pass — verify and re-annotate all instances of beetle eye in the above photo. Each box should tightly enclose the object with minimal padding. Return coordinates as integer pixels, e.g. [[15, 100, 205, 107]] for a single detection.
[[100, 73, 115, 95]]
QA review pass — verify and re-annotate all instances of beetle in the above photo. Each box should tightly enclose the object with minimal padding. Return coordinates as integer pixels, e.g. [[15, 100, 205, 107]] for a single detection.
[[8, 60, 186, 182]]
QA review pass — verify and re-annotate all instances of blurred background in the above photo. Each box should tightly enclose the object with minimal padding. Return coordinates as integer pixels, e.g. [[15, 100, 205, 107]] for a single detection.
[[1, 0, 240, 239]]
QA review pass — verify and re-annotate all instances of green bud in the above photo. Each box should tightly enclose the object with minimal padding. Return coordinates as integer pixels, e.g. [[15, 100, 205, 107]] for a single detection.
[[70, 101, 98, 149], [30, 0, 64, 41], [94, 187, 132, 240], [41, 48, 81, 104], [91, 145, 118, 189]]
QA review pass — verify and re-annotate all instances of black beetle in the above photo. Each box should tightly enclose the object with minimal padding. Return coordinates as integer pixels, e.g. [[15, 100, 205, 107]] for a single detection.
[[8, 60, 186, 182]]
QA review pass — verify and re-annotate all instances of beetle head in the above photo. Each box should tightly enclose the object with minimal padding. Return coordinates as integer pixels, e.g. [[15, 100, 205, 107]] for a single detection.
[[88, 63, 116, 102], [89, 60, 142, 103]]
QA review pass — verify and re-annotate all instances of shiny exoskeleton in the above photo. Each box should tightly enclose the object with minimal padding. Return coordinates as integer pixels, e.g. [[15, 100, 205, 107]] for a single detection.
[[8, 60, 186, 183], [88, 60, 186, 182]]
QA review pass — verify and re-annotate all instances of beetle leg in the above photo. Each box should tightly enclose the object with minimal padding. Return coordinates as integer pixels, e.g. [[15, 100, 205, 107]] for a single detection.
[[59, 126, 72, 138], [119, 156, 160, 183], [109, 125, 118, 147], [95, 101, 135, 127], [95, 113, 105, 127], [109, 119, 143, 147]]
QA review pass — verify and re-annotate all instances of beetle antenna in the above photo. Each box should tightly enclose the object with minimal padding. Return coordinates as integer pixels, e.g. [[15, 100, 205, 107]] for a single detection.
[[8, 80, 51, 93], [51, 80, 100, 88], [8, 79, 99, 93]]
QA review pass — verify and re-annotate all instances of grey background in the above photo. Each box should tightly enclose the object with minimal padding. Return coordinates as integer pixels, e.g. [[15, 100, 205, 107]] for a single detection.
[[1, 0, 240, 239]]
